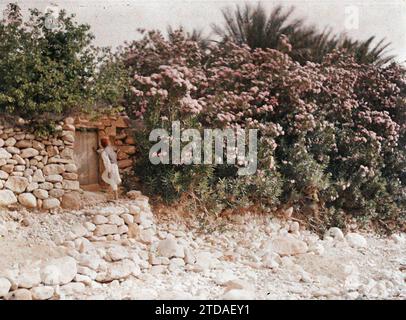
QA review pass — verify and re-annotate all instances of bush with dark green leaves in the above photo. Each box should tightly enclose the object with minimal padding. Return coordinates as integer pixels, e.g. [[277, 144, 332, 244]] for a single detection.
[[0, 3, 126, 130]]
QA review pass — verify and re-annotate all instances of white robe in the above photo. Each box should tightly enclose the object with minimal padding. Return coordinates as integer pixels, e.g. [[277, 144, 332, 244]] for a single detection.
[[100, 149, 122, 191]]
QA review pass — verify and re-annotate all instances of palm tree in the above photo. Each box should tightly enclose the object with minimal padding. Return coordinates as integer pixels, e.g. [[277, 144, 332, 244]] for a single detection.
[[167, 26, 212, 50], [213, 3, 393, 66]]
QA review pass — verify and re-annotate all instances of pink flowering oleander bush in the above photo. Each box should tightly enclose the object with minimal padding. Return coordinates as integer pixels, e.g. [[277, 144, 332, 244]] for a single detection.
[[122, 29, 405, 232]]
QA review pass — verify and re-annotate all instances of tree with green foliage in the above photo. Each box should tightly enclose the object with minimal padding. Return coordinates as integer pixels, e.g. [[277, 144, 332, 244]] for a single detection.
[[212, 3, 393, 66], [0, 3, 127, 130]]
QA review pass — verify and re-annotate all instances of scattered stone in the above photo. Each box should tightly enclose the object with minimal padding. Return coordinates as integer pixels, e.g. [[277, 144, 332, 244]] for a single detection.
[[0, 278, 11, 297], [8, 288, 32, 300], [345, 233, 367, 248], [31, 286, 55, 300], [0, 190, 18, 206], [40, 256, 77, 285], [157, 238, 184, 258], [324, 227, 345, 241], [267, 236, 308, 256]]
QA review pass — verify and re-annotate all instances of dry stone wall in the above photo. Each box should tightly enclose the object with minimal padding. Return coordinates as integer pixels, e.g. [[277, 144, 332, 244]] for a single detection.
[[0, 118, 79, 210], [0, 114, 137, 210]]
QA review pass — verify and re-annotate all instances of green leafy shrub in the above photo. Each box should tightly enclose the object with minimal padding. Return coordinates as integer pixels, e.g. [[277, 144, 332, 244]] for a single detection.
[[0, 3, 126, 128]]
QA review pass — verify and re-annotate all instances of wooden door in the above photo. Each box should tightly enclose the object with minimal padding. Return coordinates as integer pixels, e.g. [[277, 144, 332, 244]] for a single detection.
[[74, 130, 100, 185]]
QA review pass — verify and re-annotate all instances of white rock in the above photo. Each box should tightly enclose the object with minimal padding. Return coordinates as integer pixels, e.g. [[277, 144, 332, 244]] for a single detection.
[[0, 190, 17, 206], [194, 252, 215, 271], [84, 222, 96, 232], [40, 256, 77, 285], [7, 288, 32, 300], [289, 221, 300, 233], [157, 238, 184, 258], [324, 227, 345, 241], [391, 234, 405, 245], [266, 236, 308, 256], [45, 174, 63, 183], [4, 176, 29, 193], [26, 182, 39, 192], [96, 259, 136, 282], [93, 215, 108, 225], [94, 224, 118, 236], [0, 277, 11, 297], [0, 170, 9, 179], [33, 189, 49, 200], [0, 148, 12, 159], [31, 286, 54, 300], [108, 215, 124, 226], [121, 213, 134, 225], [18, 193, 37, 208], [345, 233, 367, 248], [42, 198, 60, 209], [20, 148, 39, 158], [60, 282, 85, 296], [62, 180, 80, 190], [43, 164, 65, 175], [107, 246, 129, 261], [32, 170, 45, 182], [74, 274, 92, 285], [71, 223, 88, 239], [214, 271, 237, 285]]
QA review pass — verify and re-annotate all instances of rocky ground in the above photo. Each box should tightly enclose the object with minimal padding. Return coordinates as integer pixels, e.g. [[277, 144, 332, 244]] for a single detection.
[[0, 191, 405, 300]]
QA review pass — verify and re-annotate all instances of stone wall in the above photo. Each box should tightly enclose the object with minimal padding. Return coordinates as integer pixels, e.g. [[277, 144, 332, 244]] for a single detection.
[[0, 118, 79, 210], [0, 114, 136, 210]]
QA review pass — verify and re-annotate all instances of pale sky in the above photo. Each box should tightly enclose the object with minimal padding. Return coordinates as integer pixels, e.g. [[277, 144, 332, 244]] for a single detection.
[[1, 0, 405, 63]]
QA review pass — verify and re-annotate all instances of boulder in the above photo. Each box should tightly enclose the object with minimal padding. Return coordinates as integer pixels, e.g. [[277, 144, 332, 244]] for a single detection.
[[31, 286, 54, 300], [43, 164, 65, 178], [267, 236, 308, 256], [33, 189, 49, 200], [94, 224, 118, 237], [42, 198, 60, 209], [0, 277, 11, 297], [40, 256, 77, 285], [0, 190, 18, 206], [45, 174, 63, 183], [194, 252, 215, 271], [62, 180, 80, 190], [18, 193, 37, 208], [0, 148, 12, 159], [93, 215, 109, 225], [324, 227, 345, 241], [107, 246, 129, 261], [49, 189, 65, 198], [20, 148, 39, 158], [16, 268, 41, 289], [157, 238, 184, 258], [345, 233, 367, 248], [0, 170, 9, 179], [96, 259, 135, 282], [7, 288, 32, 300], [4, 176, 29, 193], [32, 169, 45, 182]]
